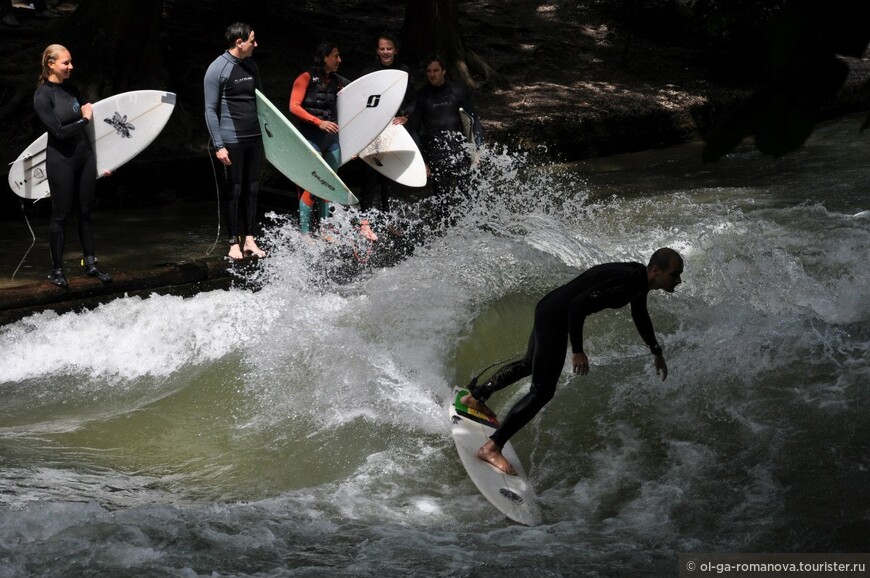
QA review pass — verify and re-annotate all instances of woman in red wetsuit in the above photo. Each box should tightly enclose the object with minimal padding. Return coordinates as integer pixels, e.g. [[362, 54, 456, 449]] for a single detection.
[[288, 42, 346, 236]]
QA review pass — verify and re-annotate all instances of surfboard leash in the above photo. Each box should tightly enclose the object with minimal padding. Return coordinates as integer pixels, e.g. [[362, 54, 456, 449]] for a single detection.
[[466, 355, 523, 390], [204, 138, 223, 256], [10, 200, 36, 281], [351, 236, 374, 264]]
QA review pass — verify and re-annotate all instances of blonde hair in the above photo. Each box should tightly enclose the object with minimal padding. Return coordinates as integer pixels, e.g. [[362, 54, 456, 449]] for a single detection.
[[38, 44, 70, 86]]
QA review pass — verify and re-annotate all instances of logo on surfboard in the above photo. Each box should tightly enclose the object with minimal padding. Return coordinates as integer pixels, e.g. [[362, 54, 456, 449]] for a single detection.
[[104, 112, 135, 139], [365, 95, 381, 108], [310, 170, 336, 191], [499, 488, 525, 504]]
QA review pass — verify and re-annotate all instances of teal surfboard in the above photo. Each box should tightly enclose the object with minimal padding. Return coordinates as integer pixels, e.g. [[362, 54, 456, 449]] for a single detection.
[[255, 89, 357, 205]]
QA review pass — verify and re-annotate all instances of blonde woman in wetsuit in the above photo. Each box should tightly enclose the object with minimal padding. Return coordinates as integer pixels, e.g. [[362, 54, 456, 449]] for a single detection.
[[33, 44, 111, 287]]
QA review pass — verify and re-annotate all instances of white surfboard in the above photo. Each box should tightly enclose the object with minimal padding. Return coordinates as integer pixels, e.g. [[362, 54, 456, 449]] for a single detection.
[[337, 69, 408, 166], [447, 385, 543, 525], [256, 89, 357, 205], [359, 123, 426, 188], [8, 90, 176, 200], [459, 107, 474, 144]]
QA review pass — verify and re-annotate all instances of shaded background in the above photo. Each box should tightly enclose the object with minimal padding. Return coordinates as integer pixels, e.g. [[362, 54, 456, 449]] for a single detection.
[[1, 0, 868, 218]]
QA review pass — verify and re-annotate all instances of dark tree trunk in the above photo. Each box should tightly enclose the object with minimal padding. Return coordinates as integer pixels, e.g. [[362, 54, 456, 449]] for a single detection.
[[401, 0, 476, 86], [71, 0, 167, 100]]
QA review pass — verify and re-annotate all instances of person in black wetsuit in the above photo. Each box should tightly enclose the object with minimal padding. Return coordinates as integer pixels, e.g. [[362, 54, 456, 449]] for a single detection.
[[33, 44, 111, 288], [407, 56, 482, 227], [462, 248, 684, 475], [204, 22, 266, 260], [357, 33, 415, 225]]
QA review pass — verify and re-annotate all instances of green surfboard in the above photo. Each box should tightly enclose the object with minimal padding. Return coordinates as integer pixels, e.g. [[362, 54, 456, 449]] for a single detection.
[[255, 89, 357, 205]]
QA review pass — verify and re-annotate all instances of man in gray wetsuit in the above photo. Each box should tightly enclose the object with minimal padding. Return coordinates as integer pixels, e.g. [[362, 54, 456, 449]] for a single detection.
[[204, 22, 266, 260], [463, 248, 684, 475]]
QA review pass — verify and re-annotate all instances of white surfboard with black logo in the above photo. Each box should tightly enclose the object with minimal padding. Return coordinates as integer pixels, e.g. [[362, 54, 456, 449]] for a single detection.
[[447, 385, 543, 525]]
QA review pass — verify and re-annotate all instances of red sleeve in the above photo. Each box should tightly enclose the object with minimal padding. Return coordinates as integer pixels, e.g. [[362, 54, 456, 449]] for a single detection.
[[289, 72, 321, 126]]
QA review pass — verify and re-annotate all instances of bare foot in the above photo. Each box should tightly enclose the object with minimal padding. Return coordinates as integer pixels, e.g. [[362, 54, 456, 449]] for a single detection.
[[227, 243, 244, 260], [359, 219, 378, 241], [477, 442, 517, 476], [460, 393, 498, 422], [243, 236, 266, 258], [319, 226, 336, 243]]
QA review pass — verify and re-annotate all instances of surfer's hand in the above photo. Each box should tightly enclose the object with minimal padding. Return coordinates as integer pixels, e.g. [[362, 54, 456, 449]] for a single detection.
[[216, 147, 231, 166], [320, 121, 339, 134], [654, 354, 668, 381], [81, 103, 93, 121], [392, 115, 407, 125], [572, 352, 589, 375]]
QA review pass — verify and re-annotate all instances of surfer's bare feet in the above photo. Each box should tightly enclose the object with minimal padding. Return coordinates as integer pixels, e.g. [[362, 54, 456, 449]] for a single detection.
[[478, 441, 517, 476], [227, 243, 244, 260], [359, 219, 378, 241], [243, 236, 266, 258], [461, 393, 498, 422]]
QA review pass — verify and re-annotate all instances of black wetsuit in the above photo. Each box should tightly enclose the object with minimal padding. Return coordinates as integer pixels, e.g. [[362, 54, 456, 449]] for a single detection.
[[33, 81, 96, 268], [469, 262, 661, 447], [407, 81, 481, 223], [204, 51, 263, 242], [358, 60, 414, 213]]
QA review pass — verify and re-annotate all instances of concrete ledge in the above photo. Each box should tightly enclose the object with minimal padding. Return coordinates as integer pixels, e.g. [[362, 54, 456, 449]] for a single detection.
[[0, 256, 241, 326]]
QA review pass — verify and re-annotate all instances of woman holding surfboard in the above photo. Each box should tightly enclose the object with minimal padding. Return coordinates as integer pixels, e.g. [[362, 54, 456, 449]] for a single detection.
[[33, 44, 111, 288], [288, 42, 348, 237]]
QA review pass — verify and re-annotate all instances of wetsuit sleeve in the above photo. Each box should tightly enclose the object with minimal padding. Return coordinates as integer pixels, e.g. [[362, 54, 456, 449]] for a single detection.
[[406, 87, 425, 150], [400, 73, 415, 118], [566, 269, 648, 354], [567, 291, 596, 354], [630, 295, 659, 352], [289, 72, 322, 126], [33, 87, 89, 141], [203, 59, 225, 149], [567, 285, 614, 354]]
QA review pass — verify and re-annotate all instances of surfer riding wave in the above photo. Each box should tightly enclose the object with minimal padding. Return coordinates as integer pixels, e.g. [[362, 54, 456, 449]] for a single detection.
[[462, 248, 684, 475]]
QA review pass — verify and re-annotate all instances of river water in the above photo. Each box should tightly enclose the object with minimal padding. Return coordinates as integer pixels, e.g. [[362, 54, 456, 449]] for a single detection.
[[1, 114, 868, 577]]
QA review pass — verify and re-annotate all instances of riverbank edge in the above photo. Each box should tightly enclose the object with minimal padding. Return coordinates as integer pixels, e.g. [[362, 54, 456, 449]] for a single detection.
[[0, 256, 248, 326]]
